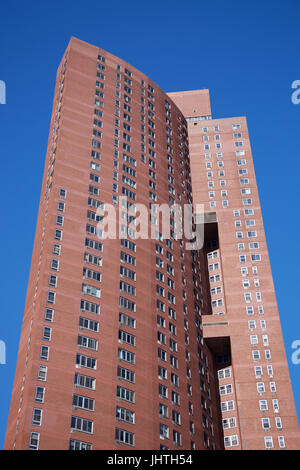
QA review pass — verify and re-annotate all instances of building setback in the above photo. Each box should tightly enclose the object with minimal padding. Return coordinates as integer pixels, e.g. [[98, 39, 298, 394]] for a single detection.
[[4, 37, 300, 450]]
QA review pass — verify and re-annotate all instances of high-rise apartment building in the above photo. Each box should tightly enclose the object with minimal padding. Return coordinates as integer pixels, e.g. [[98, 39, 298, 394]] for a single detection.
[[4, 37, 300, 451]]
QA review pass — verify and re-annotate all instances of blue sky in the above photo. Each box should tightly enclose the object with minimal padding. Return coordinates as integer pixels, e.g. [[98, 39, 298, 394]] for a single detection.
[[0, 0, 299, 448]]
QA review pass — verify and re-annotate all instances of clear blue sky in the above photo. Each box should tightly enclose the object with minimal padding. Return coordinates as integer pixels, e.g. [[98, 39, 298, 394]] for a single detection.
[[0, 0, 299, 449]]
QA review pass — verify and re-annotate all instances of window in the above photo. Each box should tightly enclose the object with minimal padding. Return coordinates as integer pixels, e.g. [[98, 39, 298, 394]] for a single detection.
[[85, 238, 103, 252], [173, 430, 182, 446], [252, 350, 260, 361], [218, 368, 231, 379], [57, 201, 65, 212], [219, 384, 232, 395], [118, 348, 135, 365], [157, 330, 166, 344], [45, 308, 54, 322], [170, 388, 180, 407], [42, 326, 52, 341], [52, 243, 61, 256], [224, 435, 239, 448], [275, 417, 282, 430], [56, 215, 64, 226], [29, 432, 40, 450], [272, 399, 279, 413], [158, 365, 167, 381], [265, 349, 271, 361], [118, 329, 135, 346], [257, 382, 265, 394], [119, 296, 136, 312], [59, 188, 66, 199], [259, 400, 268, 412], [76, 353, 97, 370], [40, 345, 49, 361], [54, 229, 62, 241], [37, 365, 48, 381], [119, 312, 135, 329], [78, 335, 98, 351], [160, 423, 169, 439], [159, 403, 169, 418], [116, 406, 135, 424], [71, 416, 93, 434], [264, 436, 273, 449], [117, 365, 135, 383], [117, 385, 135, 403], [32, 408, 42, 426], [35, 386, 45, 403], [260, 319, 266, 330], [247, 306, 254, 316], [278, 436, 285, 449], [120, 251, 136, 266], [158, 348, 167, 362], [159, 383, 168, 398], [73, 394, 95, 411], [120, 281, 136, 297], [80, 299, 100, 315], [51, 259, 59, 271], [69, 439, 92, 451], [262, 417, 270, 431], [221, 400, 235, 412], [250, 335, 258, 346], [74, 373, 96, 390], [262, 334, 269, 346], [82, 284, 101, 299], [222, 417, 237, 429]]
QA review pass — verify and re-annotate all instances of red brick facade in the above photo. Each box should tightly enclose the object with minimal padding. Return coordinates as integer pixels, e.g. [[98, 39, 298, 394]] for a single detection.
[[4, 38, 300, 450]]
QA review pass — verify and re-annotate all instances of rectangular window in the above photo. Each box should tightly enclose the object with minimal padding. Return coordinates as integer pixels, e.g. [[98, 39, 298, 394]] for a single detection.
[[37, 365, 48, 381], [119, 312, 135, 329], [116, 406, 135, 424], [40, 345, 49, 361], [119, 296, 136, 312], [118, 348, 135, 364], [118, 329, 135, 346], [82, 283, 101, 299], [73, 394, 95, 411], [32, 408, 42, 426], [29, 432, 40, 450], [76, 353, 97, 370], [35, 386, 45, 403], [42, 326, 52, 341], [78, 335, 98, 351], [117, 385, 135, 403], [71, 416, 93, 434], [74, 373, 96, 390], [115, 428, 134, 446], [117, 365, 135, 383], [69, 439, 92, 451], [80, 299, 100, 315]]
